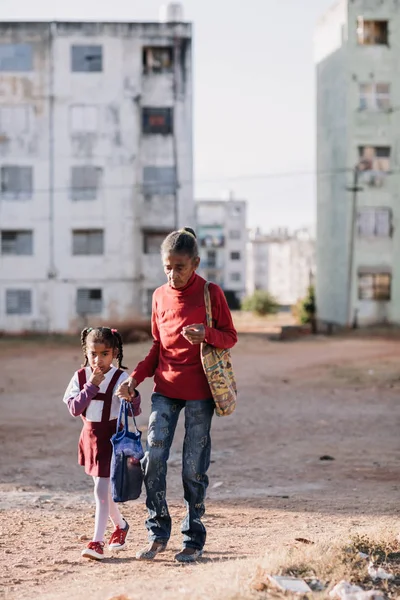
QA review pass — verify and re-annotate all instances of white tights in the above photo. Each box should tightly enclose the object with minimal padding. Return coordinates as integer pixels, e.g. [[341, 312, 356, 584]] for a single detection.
[[92, 476, 125, 543]]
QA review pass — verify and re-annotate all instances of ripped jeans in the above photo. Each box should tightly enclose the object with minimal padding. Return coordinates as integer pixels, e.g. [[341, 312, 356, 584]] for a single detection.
[[142, 393, 214, 550]]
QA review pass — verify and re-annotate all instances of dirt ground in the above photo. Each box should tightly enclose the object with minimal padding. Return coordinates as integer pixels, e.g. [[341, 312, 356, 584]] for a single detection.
[[0, 333, 399, 600]]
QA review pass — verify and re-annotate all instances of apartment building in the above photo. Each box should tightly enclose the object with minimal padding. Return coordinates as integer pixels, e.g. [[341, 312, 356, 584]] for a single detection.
[[246, 228, 315, 307], [196, 198, 247, 308], [0, 7, 193, 331], [316, 0, 400, 327]]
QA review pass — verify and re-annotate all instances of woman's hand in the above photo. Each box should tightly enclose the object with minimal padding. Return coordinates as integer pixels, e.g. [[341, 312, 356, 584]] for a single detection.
[[89, 366, 105, 387], [181, 324, 205, 345], [116, 377, 138, 400]]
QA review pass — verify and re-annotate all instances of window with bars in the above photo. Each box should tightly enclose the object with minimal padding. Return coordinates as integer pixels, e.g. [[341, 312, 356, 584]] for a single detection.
[[357, 208, 391, 237], [358, 272, 391, 301], [6, 289, 32, 314], [143, 232, 166, 254], [357, 19, 388, 45], [142, 108, 173, 135], [358, 146, 390, 187], [359, 83, 390, 111], [0, 105, 32, 136], [72, 229, 104, 255], [142, 46, 173, 73], [143, 166, 176, 196], [70, 166, 102, 200], [71, 45, 103, 72], [1, 230, 33, 255], [0, 44, 33, 71], [76, 288, 103, 315], [0, 165, 33, 199], [230, 251, 241, 260], [230, 272, 241, 282]]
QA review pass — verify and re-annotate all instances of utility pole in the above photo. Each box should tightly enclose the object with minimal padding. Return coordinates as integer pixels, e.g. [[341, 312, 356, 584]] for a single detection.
[[346, 166, 363, 327]]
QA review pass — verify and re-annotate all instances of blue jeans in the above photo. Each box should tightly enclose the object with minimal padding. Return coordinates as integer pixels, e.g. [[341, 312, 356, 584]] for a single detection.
[[142, 393, 214, 550]]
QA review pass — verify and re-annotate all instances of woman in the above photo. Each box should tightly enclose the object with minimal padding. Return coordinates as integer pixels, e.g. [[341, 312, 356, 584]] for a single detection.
[[117, 227, 237, 563]]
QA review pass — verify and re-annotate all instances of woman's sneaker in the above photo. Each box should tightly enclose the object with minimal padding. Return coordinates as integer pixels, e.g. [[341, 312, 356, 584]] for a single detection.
[[81, 541, 105, 561], [109, 520, 129, 551]]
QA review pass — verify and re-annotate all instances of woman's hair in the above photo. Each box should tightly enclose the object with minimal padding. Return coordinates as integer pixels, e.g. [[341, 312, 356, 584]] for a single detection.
[[161, 227, 199, 260], [80, 327, 127, 369]]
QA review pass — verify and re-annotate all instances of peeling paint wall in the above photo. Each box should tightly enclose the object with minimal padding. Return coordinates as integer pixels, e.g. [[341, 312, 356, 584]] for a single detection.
[[0, 21, 193, 332]]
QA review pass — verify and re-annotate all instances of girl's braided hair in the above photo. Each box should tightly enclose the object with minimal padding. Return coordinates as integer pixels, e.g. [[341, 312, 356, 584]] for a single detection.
[[80, 327, 127, 369], [161, 227, 198, 259]]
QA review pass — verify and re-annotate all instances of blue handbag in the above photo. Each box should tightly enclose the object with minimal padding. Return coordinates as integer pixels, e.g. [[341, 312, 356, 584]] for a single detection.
[[110, 399, 144, 502]]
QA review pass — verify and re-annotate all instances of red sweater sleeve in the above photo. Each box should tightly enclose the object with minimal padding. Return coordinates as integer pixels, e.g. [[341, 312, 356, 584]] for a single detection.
[[131, 294, 160, 385], [204, 283, 238, 349]]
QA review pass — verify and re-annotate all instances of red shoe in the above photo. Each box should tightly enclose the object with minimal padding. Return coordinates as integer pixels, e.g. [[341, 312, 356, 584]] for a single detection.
[[81, 541, 105, 561], [109, 520, 129, 551]]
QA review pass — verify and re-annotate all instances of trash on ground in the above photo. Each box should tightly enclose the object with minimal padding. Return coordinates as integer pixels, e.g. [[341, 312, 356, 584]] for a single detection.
[[320, 455, 335, 461], [268, 575, 312, 593], [295, 537, 315, 545], [211, 481, 223, 489], [367, 561, 394, 580], [330, 580, 385, 600]]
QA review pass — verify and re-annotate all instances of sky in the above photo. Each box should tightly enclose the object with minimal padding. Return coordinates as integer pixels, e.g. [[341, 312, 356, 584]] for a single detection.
[[0, 0, 334, 232]]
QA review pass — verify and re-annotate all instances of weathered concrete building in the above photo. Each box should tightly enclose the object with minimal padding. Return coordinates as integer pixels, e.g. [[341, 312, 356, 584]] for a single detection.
[[0, 10, 193, 331], [316, 0, 400, 327], [246, 228, 315, 307], [196, 198, 247, 308]]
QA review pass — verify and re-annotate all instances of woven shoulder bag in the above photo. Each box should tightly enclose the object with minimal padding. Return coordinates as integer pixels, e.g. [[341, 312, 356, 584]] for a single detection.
[[201, 282, 237, 417]]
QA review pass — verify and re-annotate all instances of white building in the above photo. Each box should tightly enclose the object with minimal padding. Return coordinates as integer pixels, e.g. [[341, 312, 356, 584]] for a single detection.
[[246, 228, 315, 307], [0, 9, 193, 332], [316, 0, 400, 327], [196, 198, 247, 308]]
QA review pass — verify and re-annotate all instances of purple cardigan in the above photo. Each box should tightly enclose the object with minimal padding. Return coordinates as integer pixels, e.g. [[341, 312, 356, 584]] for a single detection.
[[66, 382, 141, 418]]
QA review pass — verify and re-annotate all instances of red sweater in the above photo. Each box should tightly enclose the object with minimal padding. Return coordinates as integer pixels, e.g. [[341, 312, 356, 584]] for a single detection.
[[132, 273, 237, 400]]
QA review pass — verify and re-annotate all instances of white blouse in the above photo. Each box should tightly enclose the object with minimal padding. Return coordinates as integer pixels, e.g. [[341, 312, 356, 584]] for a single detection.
[[63, 365, 129, 422]]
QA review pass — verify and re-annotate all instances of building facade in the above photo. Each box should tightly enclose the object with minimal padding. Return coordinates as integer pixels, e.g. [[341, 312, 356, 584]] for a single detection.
[[316, 0, 400, 327], [0, 15, 193, 332], [196, 198, 247, 308], [246, 228, 315, 307]]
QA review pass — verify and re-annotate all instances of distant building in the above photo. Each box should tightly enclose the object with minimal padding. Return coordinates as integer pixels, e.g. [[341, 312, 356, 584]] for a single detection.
[[0, 7, 193, 331], [246, 228, 315, 307], [316, 0, 400, 327], [196, 198, 247, 308]]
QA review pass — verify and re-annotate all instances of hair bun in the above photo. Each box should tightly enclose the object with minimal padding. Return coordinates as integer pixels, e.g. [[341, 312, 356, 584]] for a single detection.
[[183, 227, 196, 238]]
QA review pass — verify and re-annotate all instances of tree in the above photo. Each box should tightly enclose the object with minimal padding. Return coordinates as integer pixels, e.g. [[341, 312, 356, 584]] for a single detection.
[[241, 290, 280, 316], [292, 285, 317, 333]]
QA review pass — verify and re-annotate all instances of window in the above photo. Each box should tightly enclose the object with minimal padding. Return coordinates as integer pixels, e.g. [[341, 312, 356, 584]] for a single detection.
[[230, 272, 241, 282], [357, 19, 388, 46], [230, 251, 241, 260], [358, 272, 391, 300], [1, 230, 33, 255], [71, 45, 102, 72], [143, 166, 176, 196], [0, 44, 33, 72], [206, 250, 217, 268], [229, 230, 241, 240], [1, 166, 33, 199], [72, 229, 104, 255], [230, 204, 242, 217], [6, 289, 32, 314], [76, 288, 103, 315], [142, 108, 173, 135], [143, 46, 173, 73], [357, 208, 391, 237], [143, 232, 166, 254], [70, 105, 98, 133], [0, 105, 32, 136], [145, 289, 155, 315], [71, 166, 102, 200], [359, 83, 390, 111], [358, 146, 390, 187]]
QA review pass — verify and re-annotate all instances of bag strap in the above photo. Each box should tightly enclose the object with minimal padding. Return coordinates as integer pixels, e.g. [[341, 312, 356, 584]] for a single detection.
[[116, 399, 139, 434], [204, 281, 213, 328]]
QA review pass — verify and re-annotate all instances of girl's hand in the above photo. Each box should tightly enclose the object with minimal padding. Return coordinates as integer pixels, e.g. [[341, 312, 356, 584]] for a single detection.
[[116, 377, 137, 399], [181, 324, 205, 345], [89, 366, 105, 387]]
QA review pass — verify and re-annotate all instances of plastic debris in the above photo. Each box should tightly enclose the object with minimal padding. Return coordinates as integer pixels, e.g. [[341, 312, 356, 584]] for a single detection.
[[330, 580, 385, 600], [368, 561, 394, 580], [268, 575, 312, 594]]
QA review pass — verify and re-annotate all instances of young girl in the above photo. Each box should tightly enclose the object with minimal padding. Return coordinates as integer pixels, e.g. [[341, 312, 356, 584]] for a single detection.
[[63, 326, 141, 561]]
